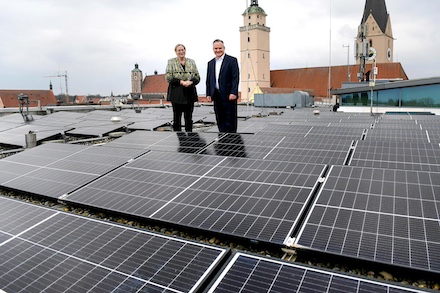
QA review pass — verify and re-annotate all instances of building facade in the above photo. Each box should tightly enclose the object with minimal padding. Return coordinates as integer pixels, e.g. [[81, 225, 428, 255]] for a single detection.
[[240, 0, 270, 103], [131, 63, 143, 94]]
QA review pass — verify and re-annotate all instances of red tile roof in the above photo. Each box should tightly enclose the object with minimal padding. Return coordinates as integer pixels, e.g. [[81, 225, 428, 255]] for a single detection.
[[0, 90, 57, 108], [140, 63, 408, 102], [141, 73, 168, 94], [270, 63, 408, 98], [74, 95, 87, 104]]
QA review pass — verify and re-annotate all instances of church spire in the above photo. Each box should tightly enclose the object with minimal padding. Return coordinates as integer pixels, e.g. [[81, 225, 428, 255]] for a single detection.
[[362, 0, 389, 33]]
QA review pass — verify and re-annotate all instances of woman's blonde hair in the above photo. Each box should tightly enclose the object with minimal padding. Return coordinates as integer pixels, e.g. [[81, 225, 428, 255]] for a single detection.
[[174, 44, 186, 51]]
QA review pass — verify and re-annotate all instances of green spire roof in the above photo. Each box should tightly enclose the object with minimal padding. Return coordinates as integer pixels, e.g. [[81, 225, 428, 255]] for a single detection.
[[243, 0, 267, 16], [132, 63, 142, 72]]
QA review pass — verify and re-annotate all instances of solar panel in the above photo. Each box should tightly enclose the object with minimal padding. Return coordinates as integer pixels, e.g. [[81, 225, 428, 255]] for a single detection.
[[65, 121, 131, 137], [0, 113, 46, 125], [63, 151, 228, 216], [235, 120, 277, 134], [206, 252, 427, 293], [0, 197, 228, 293], [0, 143, 147, 198], [257, 124, 367, 140], [373, 120, 421, 130], [350, 140, 440, 171], [417, 121, 440, 130], [0, 124, 66, 147], [204, 133, 276, 158], [28, 111, 87, 127], [65, 151, 326, 244], [425, 129, 440, 144], [0, 122, 19, 132], [295, 165, 440, 273], [365, 129, 429, 143], [127, 119, 173, 131], [201, 132, 354, 165], [104, 130, 220, 154], [291, 120, 373, 128], [258, 136, 354, 165]]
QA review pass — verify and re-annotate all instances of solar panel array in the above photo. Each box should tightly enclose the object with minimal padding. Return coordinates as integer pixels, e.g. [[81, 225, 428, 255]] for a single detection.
[[295, 165, 440, 273], [0, 197, 228, 292], [0, 108, 216, 147], [2, 107, 440, 291], [0, 143, 147, 198], [64, 150, 326, 244]]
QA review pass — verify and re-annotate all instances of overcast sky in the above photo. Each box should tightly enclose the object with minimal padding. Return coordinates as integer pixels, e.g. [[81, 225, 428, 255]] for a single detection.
[[1, 0, 439, 96]]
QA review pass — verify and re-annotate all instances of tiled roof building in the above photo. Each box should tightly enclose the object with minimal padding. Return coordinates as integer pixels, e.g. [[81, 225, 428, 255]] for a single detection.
[[0, 90, 57, 108], [141, 72, 167, 95], [270, 63, 407, 100]]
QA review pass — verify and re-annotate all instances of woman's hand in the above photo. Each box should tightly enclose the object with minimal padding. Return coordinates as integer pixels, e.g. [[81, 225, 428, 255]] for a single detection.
[[180, 80, 193, 87]]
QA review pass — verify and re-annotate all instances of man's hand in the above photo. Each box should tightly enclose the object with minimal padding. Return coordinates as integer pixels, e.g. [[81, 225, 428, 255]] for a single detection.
[[229, 94, 237, 101]]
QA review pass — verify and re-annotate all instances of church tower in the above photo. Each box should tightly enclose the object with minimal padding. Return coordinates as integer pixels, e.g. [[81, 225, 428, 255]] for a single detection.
[[240, 0, 270, 103], [131, 63, 143, 94], [356, 0, 394, 79]]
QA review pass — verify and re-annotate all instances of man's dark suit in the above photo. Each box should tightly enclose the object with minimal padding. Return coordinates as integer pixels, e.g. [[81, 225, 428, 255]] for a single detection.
[[206, 54, 240, 133]]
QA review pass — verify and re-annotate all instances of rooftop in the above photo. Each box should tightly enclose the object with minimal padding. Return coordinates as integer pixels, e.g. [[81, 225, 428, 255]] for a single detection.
[[1, 106, 440, 291]]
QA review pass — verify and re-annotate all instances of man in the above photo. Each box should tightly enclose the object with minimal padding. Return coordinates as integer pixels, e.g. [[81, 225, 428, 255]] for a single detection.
[[206, 39, 240, 133]]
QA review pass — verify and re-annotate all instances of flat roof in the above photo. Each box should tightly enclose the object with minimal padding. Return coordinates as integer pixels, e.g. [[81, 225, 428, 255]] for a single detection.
[[331, 76, 440, 95]]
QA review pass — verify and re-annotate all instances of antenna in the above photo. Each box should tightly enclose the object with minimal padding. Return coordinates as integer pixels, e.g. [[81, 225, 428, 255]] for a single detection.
[[343, 44, 350, 82], [357, 22, 368, 82]]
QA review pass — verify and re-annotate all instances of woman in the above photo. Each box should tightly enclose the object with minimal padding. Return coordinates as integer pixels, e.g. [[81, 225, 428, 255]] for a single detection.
[[165, 44, 200, 132]]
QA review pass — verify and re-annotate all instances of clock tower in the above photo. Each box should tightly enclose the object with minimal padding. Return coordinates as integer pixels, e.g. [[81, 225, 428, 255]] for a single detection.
[[356, 0, 394, 67], [240, 0, 270, 103], [131, 63, 143, 94]]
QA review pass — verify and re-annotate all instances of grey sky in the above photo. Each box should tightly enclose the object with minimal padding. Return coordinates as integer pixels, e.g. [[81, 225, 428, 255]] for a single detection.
[[1, 0, 439, 96]]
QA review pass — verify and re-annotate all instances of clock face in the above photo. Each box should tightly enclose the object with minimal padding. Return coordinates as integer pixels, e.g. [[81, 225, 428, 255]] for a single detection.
[[134, 76, 138, 80], [387, 48, 392, 61]]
